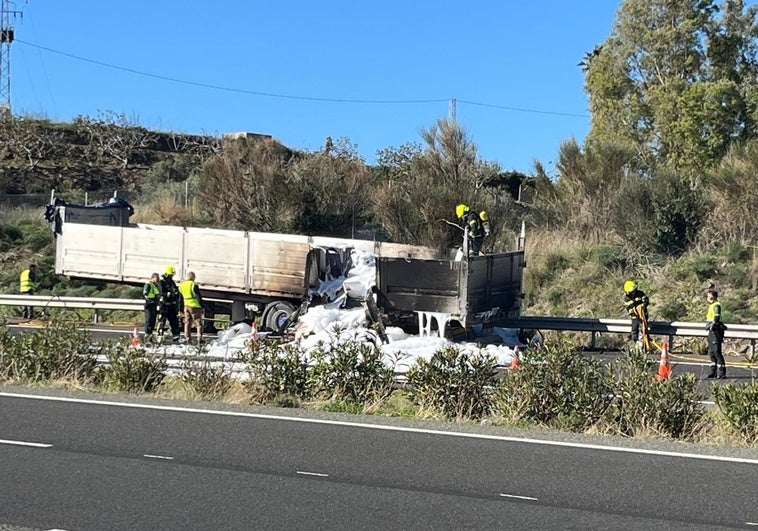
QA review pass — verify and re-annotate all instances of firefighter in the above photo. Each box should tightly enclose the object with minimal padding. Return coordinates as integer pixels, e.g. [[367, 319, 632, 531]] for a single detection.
[[158, 265, 181, 341], [705, 289, 727, 379], [179, 271, 205, 343], [455, 204, 489, 256], [19, 264, 38, 319], [142, 272, 161, 335], [623, 280, 650, 351]]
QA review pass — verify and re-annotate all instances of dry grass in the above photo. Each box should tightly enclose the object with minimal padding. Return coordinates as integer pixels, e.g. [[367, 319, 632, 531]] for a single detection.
[[130, 197, 195, 226], [524, 229, 581, 257], [0, 205, 43, 224]]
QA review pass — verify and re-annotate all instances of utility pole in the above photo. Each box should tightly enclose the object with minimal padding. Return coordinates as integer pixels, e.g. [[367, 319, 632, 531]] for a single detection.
[[448, 98, 456, 121], [0, 0, 22, 119]]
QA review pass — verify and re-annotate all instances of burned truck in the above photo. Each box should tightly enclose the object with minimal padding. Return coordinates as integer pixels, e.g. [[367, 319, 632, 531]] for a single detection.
[[47, 197, 524, 338]]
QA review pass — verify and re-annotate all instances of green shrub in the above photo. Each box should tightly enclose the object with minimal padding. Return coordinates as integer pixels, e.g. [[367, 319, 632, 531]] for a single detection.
[[268, 393, 301, 408], [604, 349, 706, 439], [309, 338, 395, 406], [179, 355, 233, 400], [657, 299, 688, 322], [722, 241, 748, 262], [93, 340, 166, 393], [493, 337, 613, 431], [723, 262, 749, 286], [712, 383, 758, 443], [690, 255, 717, 281], [588, 245, 628, 271], [240, 340, 312, 400], [544, 253, 569, 273], [405, 346, 498, 420], [0, 224, 23, 243], [0, 316, 97, 383]]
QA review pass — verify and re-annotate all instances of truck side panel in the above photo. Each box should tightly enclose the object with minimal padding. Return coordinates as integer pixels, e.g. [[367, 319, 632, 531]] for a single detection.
[[249, 236, 311, 298], [56, 223, 123, 280], [375, 258, 463, 315], [121, 225, 184, 283], [466, 253, 523, 321], [183, 228, 248, 291], [376, 250, 524, 324]]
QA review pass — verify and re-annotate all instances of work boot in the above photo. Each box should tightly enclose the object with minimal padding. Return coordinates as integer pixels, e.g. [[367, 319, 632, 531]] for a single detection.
[[717, 365, 727, 379], [706, 365, 717, 379]]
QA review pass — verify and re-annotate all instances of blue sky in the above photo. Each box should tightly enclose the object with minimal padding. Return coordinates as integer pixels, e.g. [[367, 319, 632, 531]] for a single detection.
[[8, 1, 620, 175]]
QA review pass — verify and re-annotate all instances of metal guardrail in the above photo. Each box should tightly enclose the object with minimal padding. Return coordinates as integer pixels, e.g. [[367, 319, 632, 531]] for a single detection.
[[0, 294, 143, 311], [499, 316, 758, 350], [0, 294, 235, 324], [0, 294, 143, 323], [3, 295, 757, 350]]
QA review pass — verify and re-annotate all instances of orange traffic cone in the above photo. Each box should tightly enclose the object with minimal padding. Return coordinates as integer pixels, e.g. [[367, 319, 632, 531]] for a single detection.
[[510, 345, 520, 370], [131, 327, 141, 347], [656, 341, 671, 380]]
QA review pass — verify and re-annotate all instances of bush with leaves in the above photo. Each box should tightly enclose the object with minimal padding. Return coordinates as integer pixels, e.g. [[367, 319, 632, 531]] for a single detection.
[[712, 383, 758, 444], [197, 138, 301, 233], [240, 339, 312, 401], [493, 337, 613, 431], [0, 316, 97, 383], [93, 340, 166, 393], [603, 349, 706, 439], [308, 338, 395, 406], [179, 356, 233, 401], [405, 345, 498, 420], [371, 119, 508, 249]]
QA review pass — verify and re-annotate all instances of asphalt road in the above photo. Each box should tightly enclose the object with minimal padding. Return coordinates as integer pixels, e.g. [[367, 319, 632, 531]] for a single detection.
[[0, 390, 757, 530]]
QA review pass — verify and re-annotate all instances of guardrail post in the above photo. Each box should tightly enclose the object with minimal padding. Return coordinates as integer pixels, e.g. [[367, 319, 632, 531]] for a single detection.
[[93, 310, 99, 324]]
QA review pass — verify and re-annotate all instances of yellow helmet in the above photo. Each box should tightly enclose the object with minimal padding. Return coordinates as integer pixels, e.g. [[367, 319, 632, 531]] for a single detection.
[[456, 204, 470, 218], [479, 210, 488, 222], [165, 265, 176, 276], [624, 280, 637, 293]]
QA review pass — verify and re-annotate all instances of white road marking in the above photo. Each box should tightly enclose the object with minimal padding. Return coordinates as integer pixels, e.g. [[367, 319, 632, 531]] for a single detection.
[[144, 454, 174, 460], [3, 392, 758, 465], [297, 470, 329, 477], [499, 493, 538, 501], [745, 522, 758, 526], [0, 438, 52, 448]]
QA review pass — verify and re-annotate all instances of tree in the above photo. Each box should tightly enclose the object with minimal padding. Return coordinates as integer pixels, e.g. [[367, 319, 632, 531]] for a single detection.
[[197, 137, 300, 232], [370, 118, 511, 249], [698, 139, 758, 248], [546, 138, 638, 244], [73, 111, 156, 169], [583, 0, 758, 178], [287, 137, 372, 237]]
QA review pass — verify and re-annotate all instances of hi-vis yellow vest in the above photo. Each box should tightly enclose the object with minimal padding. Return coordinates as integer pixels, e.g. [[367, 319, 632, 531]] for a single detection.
[[19, 269, 35, 293], [707, 301, 721, 322], [179, 280, 202, 308]]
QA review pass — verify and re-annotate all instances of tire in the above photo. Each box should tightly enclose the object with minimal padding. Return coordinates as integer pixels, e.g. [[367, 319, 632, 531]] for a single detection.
[[263, 301, 297, 334], [518, 328, 544, 348]]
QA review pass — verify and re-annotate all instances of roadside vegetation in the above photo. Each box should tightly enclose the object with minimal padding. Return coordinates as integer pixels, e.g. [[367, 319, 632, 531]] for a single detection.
[[1, 322, 755, 445], [2, 1, 758, 446]]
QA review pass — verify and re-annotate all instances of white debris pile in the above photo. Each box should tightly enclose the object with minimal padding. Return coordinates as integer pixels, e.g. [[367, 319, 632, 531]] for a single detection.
[[145, 248, 521, 373]]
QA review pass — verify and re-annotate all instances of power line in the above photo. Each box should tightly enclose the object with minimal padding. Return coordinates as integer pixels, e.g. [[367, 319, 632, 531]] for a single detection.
[[17, 39, 447, 105], [457, 99, 588, 118], [17, 38, 589, 118]]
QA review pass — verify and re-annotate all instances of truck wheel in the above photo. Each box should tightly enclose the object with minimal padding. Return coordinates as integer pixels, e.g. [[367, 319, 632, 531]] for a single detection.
[[518, 328, 544, 348], [263, 301, 297, 334]]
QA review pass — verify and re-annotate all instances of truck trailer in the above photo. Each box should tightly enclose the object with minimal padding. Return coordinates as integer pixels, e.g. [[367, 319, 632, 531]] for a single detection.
[[47, 199, 525, 337]]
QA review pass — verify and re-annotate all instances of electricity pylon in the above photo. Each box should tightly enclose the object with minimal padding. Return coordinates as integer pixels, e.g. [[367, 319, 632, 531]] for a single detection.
[[0, 0, 22, 117]]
